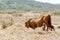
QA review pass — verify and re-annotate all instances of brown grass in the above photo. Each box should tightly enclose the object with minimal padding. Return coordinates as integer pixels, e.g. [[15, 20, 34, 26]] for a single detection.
[[0, 12, 60, 40]]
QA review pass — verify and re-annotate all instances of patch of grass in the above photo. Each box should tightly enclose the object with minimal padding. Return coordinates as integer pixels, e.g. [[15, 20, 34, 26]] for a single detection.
[[7, 11, 23, 17], [0, 14, 14, 29], [52, 11, 60, 15]]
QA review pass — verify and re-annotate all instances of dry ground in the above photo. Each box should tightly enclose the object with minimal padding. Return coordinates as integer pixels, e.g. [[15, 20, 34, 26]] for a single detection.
[[0, 12, 60, 40]]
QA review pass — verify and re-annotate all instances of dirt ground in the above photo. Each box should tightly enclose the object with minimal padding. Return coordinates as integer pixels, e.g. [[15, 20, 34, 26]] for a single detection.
[[0, 12, 60, 40]]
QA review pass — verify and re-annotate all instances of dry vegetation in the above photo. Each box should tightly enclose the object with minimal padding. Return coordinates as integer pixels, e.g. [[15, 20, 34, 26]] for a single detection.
[[0, 12, 60, 40]]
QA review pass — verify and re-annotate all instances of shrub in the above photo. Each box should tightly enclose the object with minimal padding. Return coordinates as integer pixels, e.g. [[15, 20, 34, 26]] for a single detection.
[[0, 14, 14, 29], [52, 11, 60, 15]]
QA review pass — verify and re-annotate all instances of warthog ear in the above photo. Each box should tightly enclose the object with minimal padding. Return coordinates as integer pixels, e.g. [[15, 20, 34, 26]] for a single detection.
[[58, 26, 60, 29]]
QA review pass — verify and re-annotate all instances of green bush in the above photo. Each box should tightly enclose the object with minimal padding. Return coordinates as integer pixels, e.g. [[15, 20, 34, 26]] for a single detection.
[[52, 11, 60, 15]]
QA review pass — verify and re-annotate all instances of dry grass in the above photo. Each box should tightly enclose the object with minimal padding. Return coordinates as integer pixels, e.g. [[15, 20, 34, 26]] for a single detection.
[[0, 12, 60, 40]]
